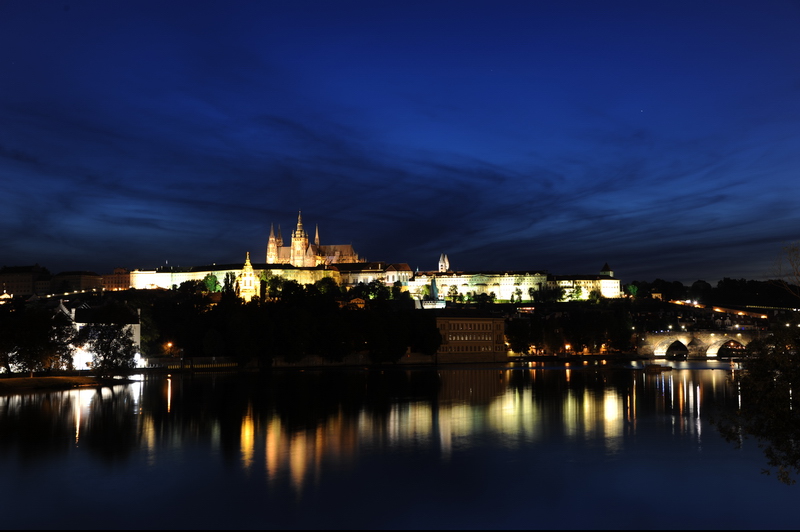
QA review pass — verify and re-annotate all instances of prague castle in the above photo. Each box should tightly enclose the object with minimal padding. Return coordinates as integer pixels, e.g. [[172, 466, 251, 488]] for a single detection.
[[2, 211, 623, 302]]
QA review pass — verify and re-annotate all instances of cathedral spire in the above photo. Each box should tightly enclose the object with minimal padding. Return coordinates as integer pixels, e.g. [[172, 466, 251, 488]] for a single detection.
[[439, 253, 449, 272], [291, 210, 309, 267], [315, 224, 320, 247]]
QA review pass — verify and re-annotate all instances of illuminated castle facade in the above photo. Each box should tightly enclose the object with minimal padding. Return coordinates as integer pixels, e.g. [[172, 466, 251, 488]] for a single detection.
[[266, 211, 363, 267], [118, 211, 622, 301]]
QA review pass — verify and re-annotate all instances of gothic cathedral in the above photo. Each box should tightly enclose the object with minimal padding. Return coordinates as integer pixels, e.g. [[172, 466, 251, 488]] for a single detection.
[[266, 211, 364, 267]]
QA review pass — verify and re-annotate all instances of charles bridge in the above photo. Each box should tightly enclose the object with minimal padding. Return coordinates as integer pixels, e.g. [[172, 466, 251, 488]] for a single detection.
[[636, 329, 762, 359]]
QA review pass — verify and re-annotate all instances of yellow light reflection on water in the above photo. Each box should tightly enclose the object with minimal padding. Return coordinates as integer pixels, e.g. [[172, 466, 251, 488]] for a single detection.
[[604, 390, 620, 423], [241, 404, 255, 471], [289, 431, 309, 492]]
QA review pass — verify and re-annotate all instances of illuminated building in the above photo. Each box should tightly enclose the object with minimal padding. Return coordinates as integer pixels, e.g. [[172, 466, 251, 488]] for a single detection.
[[101, 267, 131, 291], [408, 262, 622, 302], [14, 212, 622, 302], [333, 262, 413, 287], [409, 269, 549, 303], [266, 211, 363, 267], [129, 258, 340, 292], [238, 252, 259, 302], [550, 263, 623, 300]]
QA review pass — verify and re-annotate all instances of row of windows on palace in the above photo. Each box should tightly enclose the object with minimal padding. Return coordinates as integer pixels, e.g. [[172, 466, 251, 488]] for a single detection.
[[0, 262, 622, 300]]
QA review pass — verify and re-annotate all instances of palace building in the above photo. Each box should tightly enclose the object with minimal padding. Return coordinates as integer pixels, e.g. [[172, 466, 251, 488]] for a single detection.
[[106, 212, 624, 302]]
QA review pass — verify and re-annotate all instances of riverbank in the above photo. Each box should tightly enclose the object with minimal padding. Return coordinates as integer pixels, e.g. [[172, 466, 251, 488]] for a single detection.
[[0, 376, 131, 395]]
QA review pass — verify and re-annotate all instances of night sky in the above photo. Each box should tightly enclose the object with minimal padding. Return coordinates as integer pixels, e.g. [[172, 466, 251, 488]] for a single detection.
[[2, 1, 800, 285]]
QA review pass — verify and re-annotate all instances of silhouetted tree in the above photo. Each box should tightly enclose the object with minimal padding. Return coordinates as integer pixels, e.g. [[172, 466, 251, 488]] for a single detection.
[[77, 323, 137, 377], [506, 318, 533, 354], [715, 322, 800, 484], [0, 305, 76, 375]]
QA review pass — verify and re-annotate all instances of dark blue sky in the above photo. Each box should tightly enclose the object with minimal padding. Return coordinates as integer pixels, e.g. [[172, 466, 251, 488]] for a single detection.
[[2, 1, 799, 285]]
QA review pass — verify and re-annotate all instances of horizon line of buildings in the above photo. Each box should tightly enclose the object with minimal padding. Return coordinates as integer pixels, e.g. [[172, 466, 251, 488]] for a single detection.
[[1, 212, 623, 302], [0, 258, 623, 302]]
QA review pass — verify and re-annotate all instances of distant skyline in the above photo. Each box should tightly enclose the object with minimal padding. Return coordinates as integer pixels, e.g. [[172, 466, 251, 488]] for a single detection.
[[2, 1, 800, 285]]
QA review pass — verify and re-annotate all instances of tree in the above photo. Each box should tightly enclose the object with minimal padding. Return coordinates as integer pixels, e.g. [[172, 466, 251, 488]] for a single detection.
[[223, 272, 237, 294], [363, 310, 408, 364], [774, 241, 800, 300], [715, 324, 800, 485], [625, 284, 638, 298], [416, 284, 431, 300], [506, 318, 533, 354], [447, 284, 460, 303], [408, 312, 442, 357], [263, 274, 286, 299], [77, 323, 138, 377], [178, 279, 204, 294], [314, 276, 342, 297], [649, 279, 687, 301], [203, 273, 221, 293], [688, 280, 712, 303], [0, 306, 76, 375]]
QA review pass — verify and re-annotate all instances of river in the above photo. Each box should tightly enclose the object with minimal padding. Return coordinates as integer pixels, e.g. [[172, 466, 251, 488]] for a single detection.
[[0, 359, 797, 529]]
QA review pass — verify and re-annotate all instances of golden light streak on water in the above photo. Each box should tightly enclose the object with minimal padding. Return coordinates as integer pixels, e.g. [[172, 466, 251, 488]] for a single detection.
[[240, 403, 255, 471], [265, 416, 282, 483]]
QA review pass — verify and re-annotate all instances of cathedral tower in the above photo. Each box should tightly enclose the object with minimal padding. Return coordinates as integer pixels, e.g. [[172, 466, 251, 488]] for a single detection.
[[438, 253, 450, 272], [290, 211, 310, 267]]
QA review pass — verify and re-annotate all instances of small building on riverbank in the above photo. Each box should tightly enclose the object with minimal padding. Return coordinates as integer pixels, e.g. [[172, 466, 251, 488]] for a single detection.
[[432, 311, 509, 364]]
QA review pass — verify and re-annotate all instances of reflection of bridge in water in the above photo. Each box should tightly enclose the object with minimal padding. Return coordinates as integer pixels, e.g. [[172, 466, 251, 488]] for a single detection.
[[637, 330, 762, 359]]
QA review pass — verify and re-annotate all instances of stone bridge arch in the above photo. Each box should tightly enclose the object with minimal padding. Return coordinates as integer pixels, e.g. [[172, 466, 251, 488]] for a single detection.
[[639, 330, 759, 359], [651, 334, 692, 358]]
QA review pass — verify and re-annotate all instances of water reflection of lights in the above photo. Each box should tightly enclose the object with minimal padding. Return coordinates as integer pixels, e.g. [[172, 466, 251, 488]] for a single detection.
[[241, 404, 255, 470], [69, 379, 144, 445], [604, 390, 620, 423], [228, 367, 737, 497]]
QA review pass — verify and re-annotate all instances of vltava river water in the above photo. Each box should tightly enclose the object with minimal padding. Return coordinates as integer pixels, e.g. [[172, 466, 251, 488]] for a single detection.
[[1, 360, 798, 529]]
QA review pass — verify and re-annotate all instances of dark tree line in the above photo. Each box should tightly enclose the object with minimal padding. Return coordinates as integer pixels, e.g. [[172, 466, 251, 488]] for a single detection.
[[0, 298, 138, 376], [144, 277, 442, 367], [627, 278, 800, 308], [505, 300, 634, 355]]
